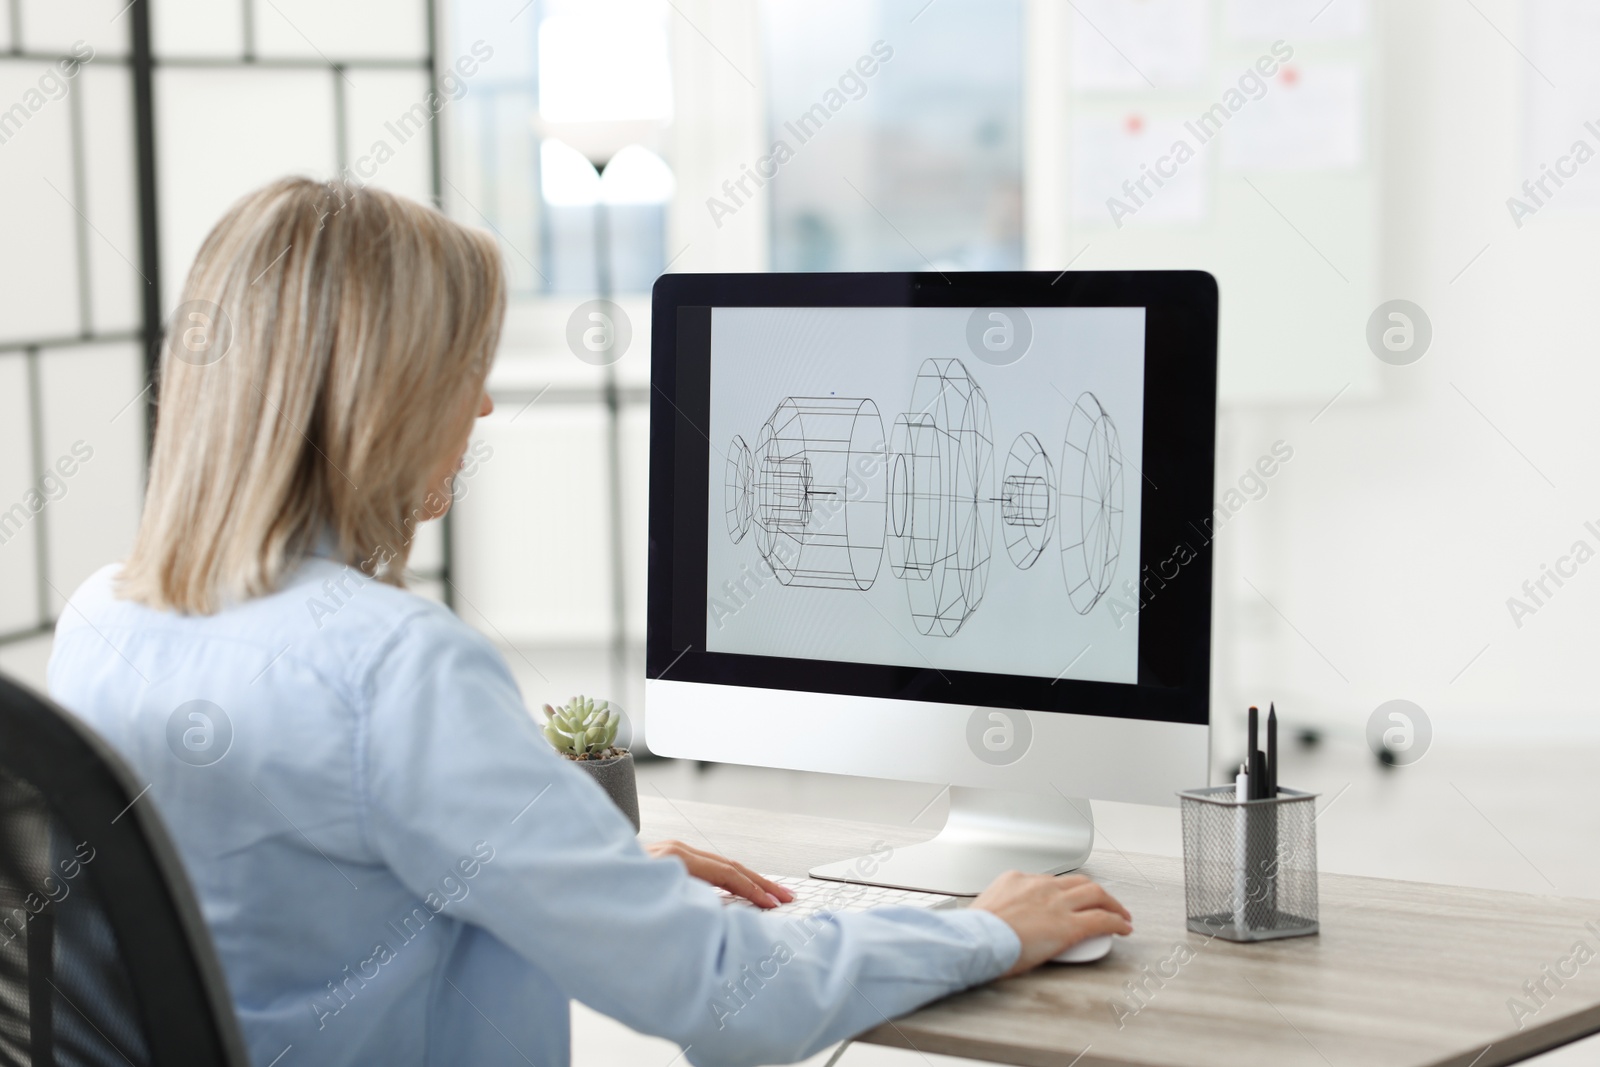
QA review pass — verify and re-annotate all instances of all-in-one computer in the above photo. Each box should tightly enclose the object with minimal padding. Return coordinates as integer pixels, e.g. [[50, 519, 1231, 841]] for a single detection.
[[646, 271, 1218, 896]]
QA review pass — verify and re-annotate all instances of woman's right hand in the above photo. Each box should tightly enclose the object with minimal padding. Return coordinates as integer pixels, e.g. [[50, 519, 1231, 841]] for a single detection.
[[970, 871, 1133, 977]]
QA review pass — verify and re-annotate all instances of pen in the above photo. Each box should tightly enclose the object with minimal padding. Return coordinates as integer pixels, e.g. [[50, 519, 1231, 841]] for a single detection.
[[1267, 703, 1278, 799], [1245, 743, 1267, 924], [1234, 761, 1248, 931], [1247, 705, 1258, 800]]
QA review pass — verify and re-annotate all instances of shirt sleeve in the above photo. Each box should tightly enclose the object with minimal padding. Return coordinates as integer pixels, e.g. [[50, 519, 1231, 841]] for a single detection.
[[360, 607, 1020, 1067]]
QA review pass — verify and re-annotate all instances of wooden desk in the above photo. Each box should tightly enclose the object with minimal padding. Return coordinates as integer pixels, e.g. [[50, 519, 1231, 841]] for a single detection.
[[640, 795, 1600, 1067]]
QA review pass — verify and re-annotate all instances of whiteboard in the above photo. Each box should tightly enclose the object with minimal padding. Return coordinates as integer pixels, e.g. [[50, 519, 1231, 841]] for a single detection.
[[1046, 0, 1381, 405]]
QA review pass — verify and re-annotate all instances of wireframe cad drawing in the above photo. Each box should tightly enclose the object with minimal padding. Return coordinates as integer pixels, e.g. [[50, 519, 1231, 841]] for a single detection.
[[999, 431, 1056, 570], [725, 436, 755, 543], [887, 359, 994, 637], [724, 398, 887, 590], [1058, 391, 1123, 614], [721, 363, 1122, 636]]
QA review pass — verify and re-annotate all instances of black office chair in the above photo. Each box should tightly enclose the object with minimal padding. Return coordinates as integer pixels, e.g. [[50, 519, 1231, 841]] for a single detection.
[[0, 672, 250, 1066]]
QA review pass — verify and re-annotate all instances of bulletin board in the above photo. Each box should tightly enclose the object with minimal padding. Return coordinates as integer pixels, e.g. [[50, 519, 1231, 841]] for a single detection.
[[1055, 0, 1381, 406]]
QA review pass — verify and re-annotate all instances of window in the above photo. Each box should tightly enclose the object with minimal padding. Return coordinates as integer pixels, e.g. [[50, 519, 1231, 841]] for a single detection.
[[760, 0, 1025, 271], [448, 0, 674, 295]]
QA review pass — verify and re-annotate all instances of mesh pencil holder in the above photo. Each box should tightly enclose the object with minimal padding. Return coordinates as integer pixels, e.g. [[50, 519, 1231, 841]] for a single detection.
[[1179, 786, 1319, 942]]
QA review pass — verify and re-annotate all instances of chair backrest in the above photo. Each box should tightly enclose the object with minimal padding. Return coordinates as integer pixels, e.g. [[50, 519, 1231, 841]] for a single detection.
[[0, 672, 250, 1067]]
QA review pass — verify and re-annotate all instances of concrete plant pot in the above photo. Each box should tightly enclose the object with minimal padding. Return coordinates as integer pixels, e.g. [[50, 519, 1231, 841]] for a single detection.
[[570, 750, 640, 832]]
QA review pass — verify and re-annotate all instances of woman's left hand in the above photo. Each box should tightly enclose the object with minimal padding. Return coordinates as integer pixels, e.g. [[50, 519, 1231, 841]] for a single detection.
[[646, 839, 796, 909]]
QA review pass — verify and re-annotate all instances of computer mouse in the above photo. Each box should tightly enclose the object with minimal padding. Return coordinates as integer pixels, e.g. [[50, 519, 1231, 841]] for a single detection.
[[1050, 935, 1113, 964]]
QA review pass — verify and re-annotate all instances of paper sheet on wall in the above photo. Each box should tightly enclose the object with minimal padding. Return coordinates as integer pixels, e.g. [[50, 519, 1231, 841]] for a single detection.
[[1520, 0, 1600, 214], [1070, 0, 1211, 92], [1071, 113, 1208, 226], [1224, 0, 1367, 41], [1221, 63, 1364, 171]]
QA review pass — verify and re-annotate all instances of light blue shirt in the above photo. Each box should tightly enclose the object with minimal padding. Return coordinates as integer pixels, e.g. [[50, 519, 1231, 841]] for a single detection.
[[48, 558, 1020, 1067]]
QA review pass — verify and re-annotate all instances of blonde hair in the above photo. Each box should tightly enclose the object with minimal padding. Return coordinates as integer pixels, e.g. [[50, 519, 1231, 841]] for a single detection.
[[121, 177, 505, 613]]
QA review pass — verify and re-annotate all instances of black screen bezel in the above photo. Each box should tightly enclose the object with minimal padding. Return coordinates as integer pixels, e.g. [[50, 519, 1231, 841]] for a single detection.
[[646, 271, 1217, 727]]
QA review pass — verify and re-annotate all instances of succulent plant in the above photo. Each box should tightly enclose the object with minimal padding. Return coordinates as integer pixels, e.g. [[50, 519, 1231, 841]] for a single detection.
[[540, 696, 625, 760]]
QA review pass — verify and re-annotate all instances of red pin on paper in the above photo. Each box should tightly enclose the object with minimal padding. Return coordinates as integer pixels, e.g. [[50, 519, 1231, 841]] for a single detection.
[[1279, 65, 1300, 88], [1125, 113, 1145, 135]]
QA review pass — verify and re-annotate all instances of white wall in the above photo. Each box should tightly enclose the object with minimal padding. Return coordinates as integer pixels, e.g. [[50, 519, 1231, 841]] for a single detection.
[[1207, 0, 1600, 744]]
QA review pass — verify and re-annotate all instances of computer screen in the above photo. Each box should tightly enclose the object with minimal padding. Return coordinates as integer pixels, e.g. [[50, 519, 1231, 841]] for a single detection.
[[649, 272, 1216, 728], [704, 306, 1145, 687]]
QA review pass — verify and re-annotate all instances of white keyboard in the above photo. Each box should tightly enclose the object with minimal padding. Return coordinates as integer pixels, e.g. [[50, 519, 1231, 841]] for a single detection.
[[719, 874, 956, 917]]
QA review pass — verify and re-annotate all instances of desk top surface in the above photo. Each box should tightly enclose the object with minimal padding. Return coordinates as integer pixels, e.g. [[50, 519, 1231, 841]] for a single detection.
[[639, 794, 1600, 1067]]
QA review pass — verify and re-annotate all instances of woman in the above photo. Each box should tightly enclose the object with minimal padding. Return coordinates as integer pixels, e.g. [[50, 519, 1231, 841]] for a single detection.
[[48, 178, 1131, 1067]]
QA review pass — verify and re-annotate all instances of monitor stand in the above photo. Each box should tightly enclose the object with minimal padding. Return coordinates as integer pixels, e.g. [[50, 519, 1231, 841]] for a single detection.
[[808, 786, 1095, 897]]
